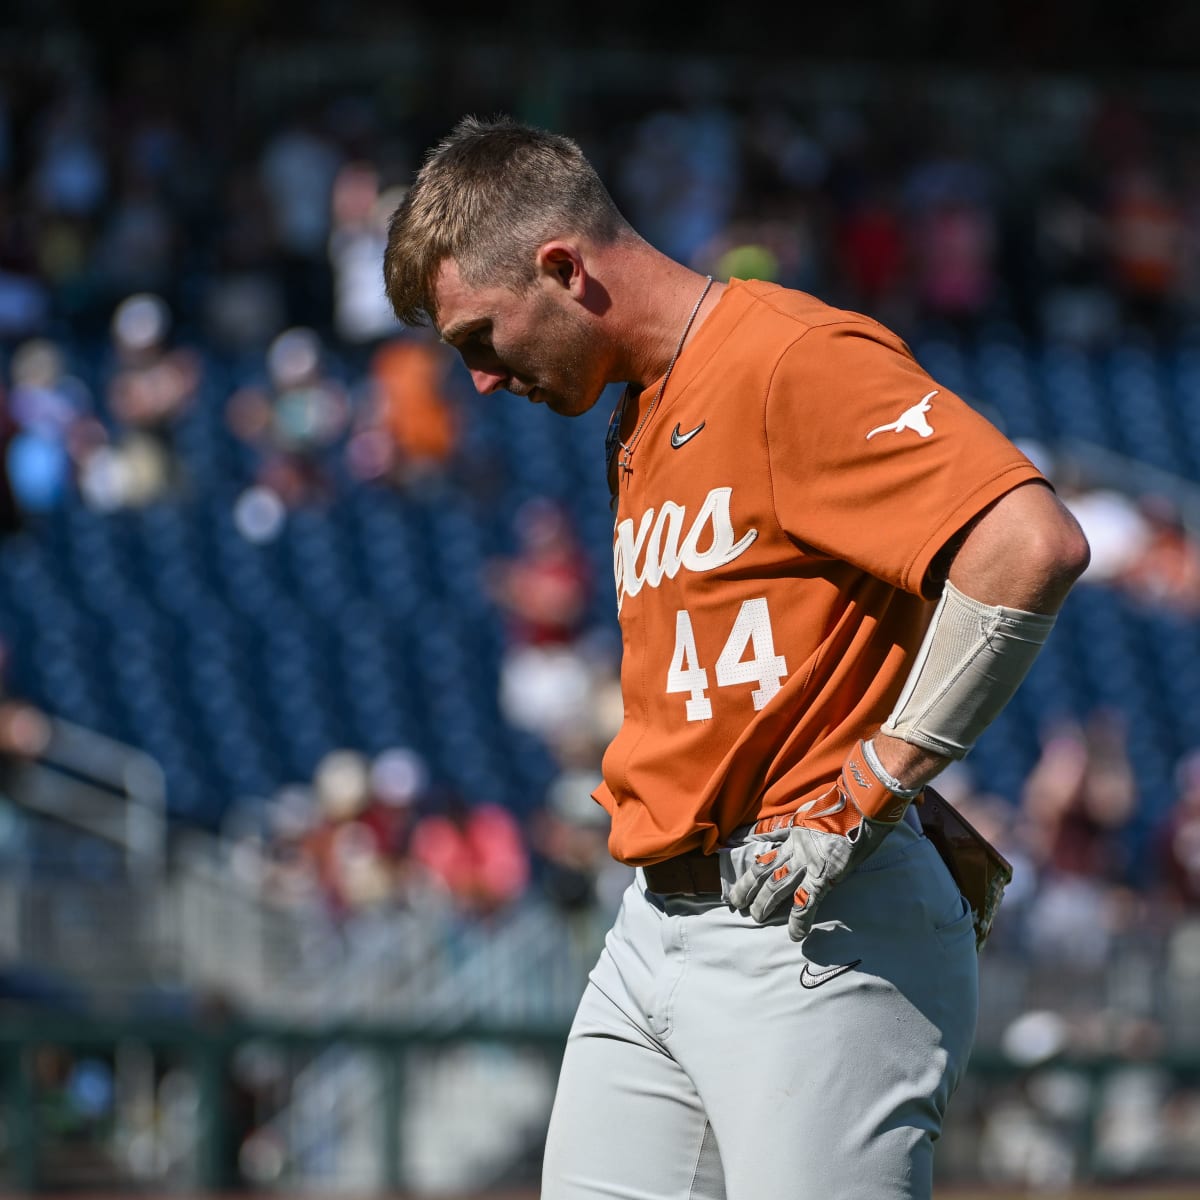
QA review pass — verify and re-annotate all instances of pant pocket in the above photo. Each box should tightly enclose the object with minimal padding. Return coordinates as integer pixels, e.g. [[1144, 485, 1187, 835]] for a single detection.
[[934, 894, 975, 949]]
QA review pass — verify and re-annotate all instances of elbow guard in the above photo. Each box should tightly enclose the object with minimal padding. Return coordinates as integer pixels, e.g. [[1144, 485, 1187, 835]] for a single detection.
[[881, 581, 1056, 760]]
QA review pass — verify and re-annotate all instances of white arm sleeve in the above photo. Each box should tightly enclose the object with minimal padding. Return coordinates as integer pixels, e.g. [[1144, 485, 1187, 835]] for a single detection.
[[880, 580, 1057, 760]]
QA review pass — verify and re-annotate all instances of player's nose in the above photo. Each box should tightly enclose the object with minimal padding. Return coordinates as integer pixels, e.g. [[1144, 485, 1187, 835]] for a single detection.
[[469, 367, 509, 395]]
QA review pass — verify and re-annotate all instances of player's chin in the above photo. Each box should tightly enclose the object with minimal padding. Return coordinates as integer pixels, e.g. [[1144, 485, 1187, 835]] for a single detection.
[[540, 387, 599, 418]]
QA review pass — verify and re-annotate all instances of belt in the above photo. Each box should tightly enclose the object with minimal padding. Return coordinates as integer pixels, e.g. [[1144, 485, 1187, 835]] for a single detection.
[[642, 849, 723, 895], [643, 804, 923, 895]]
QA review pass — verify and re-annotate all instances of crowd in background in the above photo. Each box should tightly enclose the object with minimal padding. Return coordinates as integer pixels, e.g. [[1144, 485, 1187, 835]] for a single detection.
[[0, 36, 1198, 917], [7, 36, 1200, 527], [5, 43, 1200, 354]]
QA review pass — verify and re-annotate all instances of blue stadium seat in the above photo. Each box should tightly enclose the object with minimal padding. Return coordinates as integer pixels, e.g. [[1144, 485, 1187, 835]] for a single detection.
[[973, 339, 1045, 442], [1039, 345, 1110, 445]]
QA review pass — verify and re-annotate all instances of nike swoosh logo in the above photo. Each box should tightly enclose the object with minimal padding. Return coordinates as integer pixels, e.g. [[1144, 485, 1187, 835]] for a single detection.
[[670, 421, 706, 448], [799, 959, 862, 990]]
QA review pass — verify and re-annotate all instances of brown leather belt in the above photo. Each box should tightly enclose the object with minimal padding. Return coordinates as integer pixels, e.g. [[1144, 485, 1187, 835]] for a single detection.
[[642, 803, 926, 898], [642, 849, 723, 895], [643, 814, 810, 894]]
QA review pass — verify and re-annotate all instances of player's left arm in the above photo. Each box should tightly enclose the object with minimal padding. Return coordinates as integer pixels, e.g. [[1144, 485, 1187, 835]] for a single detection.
[[731, 326, 1091, 939], [872, 477, 1091, 789], [728, 478, 1090, 940]]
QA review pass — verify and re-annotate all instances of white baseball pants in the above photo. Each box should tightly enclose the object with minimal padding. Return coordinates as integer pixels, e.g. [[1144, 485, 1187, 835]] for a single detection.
[[541, 816, 978, 1200]]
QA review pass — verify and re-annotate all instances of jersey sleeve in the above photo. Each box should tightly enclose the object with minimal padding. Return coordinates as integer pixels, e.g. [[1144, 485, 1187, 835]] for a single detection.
[[764, 321, 1046, 597]]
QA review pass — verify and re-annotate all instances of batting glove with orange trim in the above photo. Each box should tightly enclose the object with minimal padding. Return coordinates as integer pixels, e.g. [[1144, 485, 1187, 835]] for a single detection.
[[727, 739, 919, 942]]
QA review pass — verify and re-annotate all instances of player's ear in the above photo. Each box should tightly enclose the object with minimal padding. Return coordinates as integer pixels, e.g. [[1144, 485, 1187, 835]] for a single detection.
[[536, 241, 587, 299]]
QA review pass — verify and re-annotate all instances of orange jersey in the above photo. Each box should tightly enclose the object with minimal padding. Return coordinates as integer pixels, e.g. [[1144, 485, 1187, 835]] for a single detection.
[[594, 279, 1045, 866]]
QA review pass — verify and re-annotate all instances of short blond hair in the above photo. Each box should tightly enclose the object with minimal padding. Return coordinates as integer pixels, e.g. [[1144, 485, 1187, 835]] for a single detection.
[[383, 116, 632, 326]]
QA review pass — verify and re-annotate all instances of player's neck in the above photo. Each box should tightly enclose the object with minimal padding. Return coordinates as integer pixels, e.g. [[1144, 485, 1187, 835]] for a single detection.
[[608, 248, 726, 392]]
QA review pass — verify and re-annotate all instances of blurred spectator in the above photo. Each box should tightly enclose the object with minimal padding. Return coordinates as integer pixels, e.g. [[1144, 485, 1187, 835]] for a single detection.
[[27, 85, 108, 325], [1057, 469, 1152, 584], [258, 110, 342, 328], [246, 746, 431, 919], [0, 637, 52, 764], [904, 135, 998, 327], [0, 396, 19, 537], [694, 202, 819, 293], [1159, 754, 1200, 1055], [1156, 750, 1200, 912], [4, 338, 94, 517], [300, 750, 394, 919], [227, 326, 350, 537], [33, 1045, 115, 1154], [1106, 165, 1185, 331], [485, 498, 595, 752], [487, 498, 591, 647], [90, 170, 178, 304], [1113, 493, 1200, 615], [409, 792, 530, 917], [978, 1067, 1086, 1190], [0, 637, 53, 826], [837, 182, 910, 323], [531, 768, 609, 913], [1017, 710, 1137, 968], [31, 88, 108, 220], [1034, 173, 1118, 348], [531, 732, 632, 919], [363, 747, 427, 858], [346, 332, 460, 492], [80, 294, 200, 511], [252, 784, 324, 911], [1022, 710, 1137, 876], [911, 194, 997, 327], [0, 185, 51, 339], [203, 167, 288, 354], [327, 162, 401, 346], [260, 746, 434, 918], [617, 96, 740, 267], [1041, 452, 1200, 613]]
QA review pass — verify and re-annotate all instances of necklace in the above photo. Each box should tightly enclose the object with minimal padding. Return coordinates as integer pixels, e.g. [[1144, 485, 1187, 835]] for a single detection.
[[609, 275, 714, 485]]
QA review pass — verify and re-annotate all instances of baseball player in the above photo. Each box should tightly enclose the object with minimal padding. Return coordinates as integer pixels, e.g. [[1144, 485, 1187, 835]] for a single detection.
[[383, 117, 1090, 1200]]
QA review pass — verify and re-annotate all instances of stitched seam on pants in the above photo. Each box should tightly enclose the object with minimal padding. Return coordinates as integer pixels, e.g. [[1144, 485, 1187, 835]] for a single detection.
[[659, 918, 690, 1039]]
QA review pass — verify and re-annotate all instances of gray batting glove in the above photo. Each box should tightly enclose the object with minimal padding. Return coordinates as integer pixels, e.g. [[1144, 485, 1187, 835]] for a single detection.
[[727, 740, 917, 941]]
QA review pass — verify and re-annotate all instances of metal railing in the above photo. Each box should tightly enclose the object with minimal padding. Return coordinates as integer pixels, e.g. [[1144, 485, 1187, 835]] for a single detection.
[[11, 717, 167, 875]]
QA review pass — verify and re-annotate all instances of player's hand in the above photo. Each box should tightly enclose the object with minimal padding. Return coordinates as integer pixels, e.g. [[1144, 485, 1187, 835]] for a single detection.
[[727, 740, 918, 941]]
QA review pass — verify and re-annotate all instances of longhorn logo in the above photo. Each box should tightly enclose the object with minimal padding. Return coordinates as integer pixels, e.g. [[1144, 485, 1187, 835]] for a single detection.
[[866, 390, 937, 440]]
